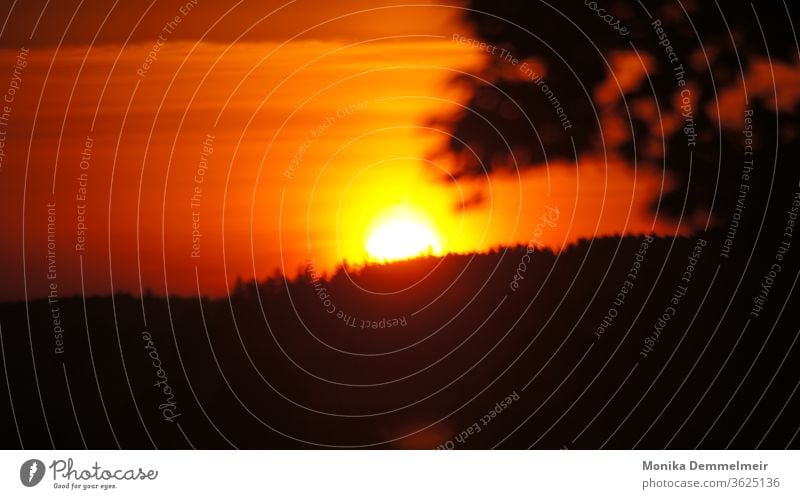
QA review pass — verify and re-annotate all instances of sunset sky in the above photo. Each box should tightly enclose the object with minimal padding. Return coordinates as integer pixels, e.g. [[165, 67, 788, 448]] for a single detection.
[[3, 0, 800, 458], [0, 0, 682, 300]]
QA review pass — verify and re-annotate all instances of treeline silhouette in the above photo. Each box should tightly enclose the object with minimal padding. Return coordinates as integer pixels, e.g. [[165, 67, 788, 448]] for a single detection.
[[1, 227, 799, 449]]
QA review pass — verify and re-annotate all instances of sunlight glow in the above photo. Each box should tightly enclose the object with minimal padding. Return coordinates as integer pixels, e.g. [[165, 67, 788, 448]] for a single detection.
[[365, 207, 443, 262]]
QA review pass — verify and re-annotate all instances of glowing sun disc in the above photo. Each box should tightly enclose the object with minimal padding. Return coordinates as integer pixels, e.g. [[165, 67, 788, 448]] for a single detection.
[[365, 216, 442, 262]]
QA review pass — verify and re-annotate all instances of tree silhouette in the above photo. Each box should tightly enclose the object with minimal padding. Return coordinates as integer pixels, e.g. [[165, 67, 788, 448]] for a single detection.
[[430, 1, 798, 219]]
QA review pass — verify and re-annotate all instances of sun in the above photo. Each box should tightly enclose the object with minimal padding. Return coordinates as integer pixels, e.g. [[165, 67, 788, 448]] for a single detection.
[[365, 207, 443, 262]]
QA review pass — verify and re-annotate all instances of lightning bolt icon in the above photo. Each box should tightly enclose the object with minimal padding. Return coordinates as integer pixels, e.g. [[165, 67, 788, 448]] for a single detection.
[[28, 461, 38, 484]]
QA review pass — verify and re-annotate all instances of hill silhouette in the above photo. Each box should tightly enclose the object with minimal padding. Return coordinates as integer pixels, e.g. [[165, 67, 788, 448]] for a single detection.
[[1, 230, 798, 449]]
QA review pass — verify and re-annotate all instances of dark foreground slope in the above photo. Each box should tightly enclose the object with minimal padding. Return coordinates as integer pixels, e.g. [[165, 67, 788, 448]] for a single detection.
[[1, 231, 799, 449]]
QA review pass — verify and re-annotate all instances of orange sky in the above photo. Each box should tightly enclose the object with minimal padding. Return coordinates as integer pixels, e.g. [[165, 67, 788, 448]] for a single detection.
[[0, 1, 681, 300]]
